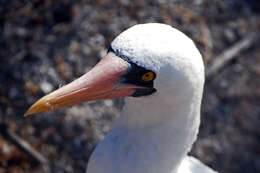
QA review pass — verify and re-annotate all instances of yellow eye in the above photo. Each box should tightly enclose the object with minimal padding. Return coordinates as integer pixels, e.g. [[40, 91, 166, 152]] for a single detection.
[[141, 72, 155, 82]]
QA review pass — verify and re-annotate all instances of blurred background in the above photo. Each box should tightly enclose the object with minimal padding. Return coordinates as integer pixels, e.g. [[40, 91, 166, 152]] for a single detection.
[[0, 0, 260, 172]]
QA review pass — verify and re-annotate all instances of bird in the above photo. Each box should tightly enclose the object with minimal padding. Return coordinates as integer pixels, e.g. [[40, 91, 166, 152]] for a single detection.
[[25, 23, 218, 173]]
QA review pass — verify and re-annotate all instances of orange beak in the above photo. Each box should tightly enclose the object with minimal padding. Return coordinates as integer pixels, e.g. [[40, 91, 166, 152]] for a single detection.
[[25, 53, 138, 116]]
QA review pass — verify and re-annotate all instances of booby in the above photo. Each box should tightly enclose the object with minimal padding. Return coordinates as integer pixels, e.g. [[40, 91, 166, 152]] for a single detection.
[[25, 23, 218, 173]]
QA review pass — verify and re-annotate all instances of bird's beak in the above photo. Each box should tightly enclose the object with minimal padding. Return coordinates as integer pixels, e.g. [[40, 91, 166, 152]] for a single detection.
[[25, 53, 137, 116]]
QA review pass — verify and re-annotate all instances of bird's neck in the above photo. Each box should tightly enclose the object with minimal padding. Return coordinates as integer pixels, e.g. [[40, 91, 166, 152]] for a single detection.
[[113, 95, 201, 173]]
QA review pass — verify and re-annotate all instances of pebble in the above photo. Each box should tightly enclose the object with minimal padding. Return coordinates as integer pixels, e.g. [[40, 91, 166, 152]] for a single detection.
[[104, 99, 113, 107], [40, 81, 53, 93]]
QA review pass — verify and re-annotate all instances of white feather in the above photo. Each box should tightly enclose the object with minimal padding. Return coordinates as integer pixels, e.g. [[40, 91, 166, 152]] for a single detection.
[[178, 156, 218, 173]]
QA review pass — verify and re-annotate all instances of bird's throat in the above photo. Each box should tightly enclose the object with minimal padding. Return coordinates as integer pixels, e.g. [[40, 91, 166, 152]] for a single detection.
[[111, 97, 201, 173]]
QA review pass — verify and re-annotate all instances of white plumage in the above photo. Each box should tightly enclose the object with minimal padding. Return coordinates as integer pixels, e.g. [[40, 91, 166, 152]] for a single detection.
[[86, 23, 217, 173], [25, 23, 217, 173]]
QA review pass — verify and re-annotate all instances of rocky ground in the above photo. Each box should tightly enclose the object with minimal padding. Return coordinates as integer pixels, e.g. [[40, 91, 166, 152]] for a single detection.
[[0, 0, 259, 173]]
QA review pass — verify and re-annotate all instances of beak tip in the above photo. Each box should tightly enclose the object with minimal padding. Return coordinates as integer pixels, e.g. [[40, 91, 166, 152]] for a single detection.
[[24, 109, 33, 117], [24, 96, 53, 117], [24, 105, 39, 117]]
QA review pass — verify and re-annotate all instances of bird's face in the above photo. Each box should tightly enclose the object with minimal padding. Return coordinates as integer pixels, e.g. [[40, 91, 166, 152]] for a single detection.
[[25, 49, 158, 116], [109, 23, 205, 104], [25, 23, 204, 116]]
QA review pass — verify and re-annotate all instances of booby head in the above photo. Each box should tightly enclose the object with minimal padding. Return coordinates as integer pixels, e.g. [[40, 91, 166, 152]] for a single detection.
[[25, 23, 204, 118], [25, 23, 209, 173]]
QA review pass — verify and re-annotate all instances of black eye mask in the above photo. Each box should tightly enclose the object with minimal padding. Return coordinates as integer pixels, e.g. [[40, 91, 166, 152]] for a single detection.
[[108, 45, 157, 97]]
